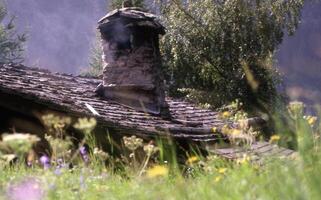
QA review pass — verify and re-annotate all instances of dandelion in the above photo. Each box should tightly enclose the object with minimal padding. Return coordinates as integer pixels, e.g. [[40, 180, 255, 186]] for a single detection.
[[211, 127, 218, 133], [269, 135, 280, 143], [218, 168, 227, 174], [186, 156, 199, 165], [147, 165, 169, 178], [236, 154, 251, 165], [221, 111, 231, 119], [39, 155, 51, 169]]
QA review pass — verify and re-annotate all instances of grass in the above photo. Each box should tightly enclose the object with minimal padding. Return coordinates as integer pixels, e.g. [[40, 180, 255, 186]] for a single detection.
[[0, 102, 321, 200], [0, 155, 320, 200]]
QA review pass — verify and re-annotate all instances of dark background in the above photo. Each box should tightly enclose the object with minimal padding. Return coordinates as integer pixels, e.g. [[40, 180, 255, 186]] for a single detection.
[[4, 0, 321, 104]]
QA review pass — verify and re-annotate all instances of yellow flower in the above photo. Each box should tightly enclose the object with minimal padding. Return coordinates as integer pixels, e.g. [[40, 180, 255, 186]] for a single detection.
[[221, 125, 231, 135], [269, 135, 280, 143], [186, 156, 199, 165], [306, 116, 317, 126], [231, 129, 241, 135], [147, 165, 168, 178], [236, 154, 251, 165], [214, 176, 223, 183], [221, 111, 231, 119], [211, 127, 218, 133], [218, 168, 227, 174]]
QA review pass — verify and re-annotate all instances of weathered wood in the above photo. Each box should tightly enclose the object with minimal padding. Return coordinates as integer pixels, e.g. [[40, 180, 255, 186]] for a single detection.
[[0, 64, 235, 142], [208, 142, 295, 160], [0, 64, 295, 160], [155, 126, 219, 135]]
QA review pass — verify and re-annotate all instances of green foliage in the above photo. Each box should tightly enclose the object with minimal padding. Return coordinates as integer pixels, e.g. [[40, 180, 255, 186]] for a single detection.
[[159, 0, 304, 110], [82, 34, 104, 77], [109, 0, 145, 10], [0, 3, 26, 65], [0, 102, 321, 199]]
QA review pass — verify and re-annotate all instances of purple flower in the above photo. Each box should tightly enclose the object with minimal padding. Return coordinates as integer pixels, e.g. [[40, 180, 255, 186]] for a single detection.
[[26, 161, 33, 168], [39, 155, 50, 169], [54, 168, 61, 176], [7, 178, 44, 200], [79, 146, 89, 164], [56, 158, 65, 169]]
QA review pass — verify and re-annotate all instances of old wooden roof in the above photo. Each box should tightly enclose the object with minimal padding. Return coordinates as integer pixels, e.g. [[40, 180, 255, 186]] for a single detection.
[[0, 64, 295, 158], [0, 64, 235, 142]]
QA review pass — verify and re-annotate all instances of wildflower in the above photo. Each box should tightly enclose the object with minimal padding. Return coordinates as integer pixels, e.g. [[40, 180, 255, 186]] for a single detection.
[[56, 158, 65, 169], [79, 146, 90, 164], [42, 114, 71, 130], [123, 136, 143, 151], [269, 135, 280, 143], [93, 148, 109, 161], [143, 143, 158, 156], [146, 165, 168, 178], [305, 116, 318, 126], [211, 127, 218, 133], [26, 161, 33, 168], [221, 125, 231, 135], [236, 154, 251, 165], [2, 133, 40, 155], [39, 155, 51, 169], [214, 176, 223, 183], [217, 168, 227, 174], [54, 168, 61, 176], [7, 178, 44, 200], [288, 101, 304, 119], [73, 118, 97, 134], [231, 129, 242, 135], [186, 156, 199, 165], [221, 111, 231, 119]]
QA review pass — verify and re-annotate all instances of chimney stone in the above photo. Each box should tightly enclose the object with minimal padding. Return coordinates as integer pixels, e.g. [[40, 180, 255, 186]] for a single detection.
[[97, 8, 168, 115]]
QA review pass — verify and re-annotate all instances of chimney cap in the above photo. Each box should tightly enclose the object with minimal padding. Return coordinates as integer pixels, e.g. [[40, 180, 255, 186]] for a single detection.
[[98, 7, 165, 35]]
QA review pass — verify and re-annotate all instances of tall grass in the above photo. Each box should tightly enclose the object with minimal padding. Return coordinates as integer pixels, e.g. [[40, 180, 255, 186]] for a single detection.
[[0, 102, 320, 200]]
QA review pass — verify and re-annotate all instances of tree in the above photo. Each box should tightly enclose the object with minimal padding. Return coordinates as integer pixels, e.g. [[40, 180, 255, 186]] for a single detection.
[[159, 0, 304, 111], [82, 34, 104, 77], [0, 3, 26, 65], [109, 0, 145, 10]]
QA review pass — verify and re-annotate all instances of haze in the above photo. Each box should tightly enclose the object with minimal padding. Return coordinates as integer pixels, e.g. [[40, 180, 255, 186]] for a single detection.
[[4, 0, 321, 104]]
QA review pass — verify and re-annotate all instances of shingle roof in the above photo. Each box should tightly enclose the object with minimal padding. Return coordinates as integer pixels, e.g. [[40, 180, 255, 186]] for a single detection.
[[0, 64, 234, 142], [0, 64, 296, 158]]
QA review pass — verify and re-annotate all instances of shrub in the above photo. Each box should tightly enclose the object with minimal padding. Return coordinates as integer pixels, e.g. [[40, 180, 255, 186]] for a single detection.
[[159, 0, 304, 111], [0, 3, 26, 65]]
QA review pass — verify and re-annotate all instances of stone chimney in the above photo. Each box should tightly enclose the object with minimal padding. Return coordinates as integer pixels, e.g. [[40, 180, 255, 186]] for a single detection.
[[97, 7, 168, 115]]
